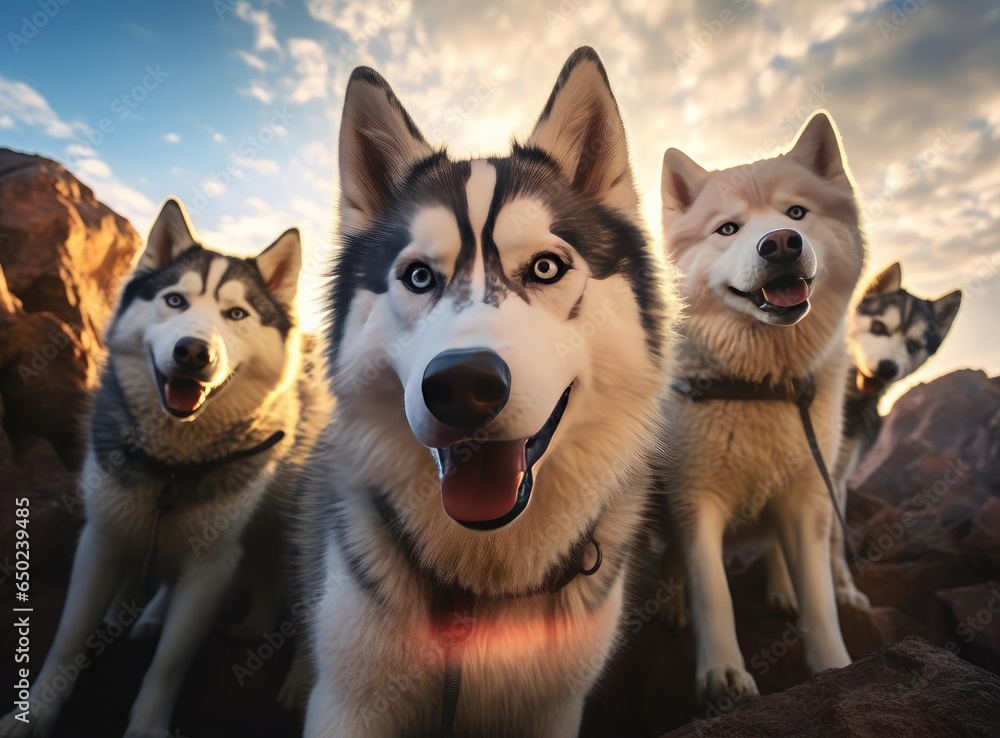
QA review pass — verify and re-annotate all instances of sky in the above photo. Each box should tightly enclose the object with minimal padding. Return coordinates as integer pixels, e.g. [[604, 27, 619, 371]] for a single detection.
[[2, 0, 998, 405]]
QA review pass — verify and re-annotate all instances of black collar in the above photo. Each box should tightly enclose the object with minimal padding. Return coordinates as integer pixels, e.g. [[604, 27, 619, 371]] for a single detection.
[[372, 493, 602, 606], [671, 375, 816, 407]]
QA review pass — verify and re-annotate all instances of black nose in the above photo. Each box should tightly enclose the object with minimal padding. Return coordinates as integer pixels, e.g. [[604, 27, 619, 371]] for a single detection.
[[756, 229, 803, 264], [876, 359, 898, 380], [173, 338, 215, 372], [422, 349, 511, 433]]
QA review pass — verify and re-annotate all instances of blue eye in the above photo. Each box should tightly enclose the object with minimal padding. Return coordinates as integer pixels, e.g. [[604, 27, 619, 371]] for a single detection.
[[529, 253, 567, 284], [401, 263, 436, 294], [164, 292, 187, 309], [225, 307, 249, 321], [786, 205, 808, 220], [716, 222, 739, 236]]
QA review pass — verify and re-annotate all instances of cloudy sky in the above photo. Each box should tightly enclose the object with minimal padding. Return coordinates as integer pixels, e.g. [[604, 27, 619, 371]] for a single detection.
[[2, 0, 998, 403]]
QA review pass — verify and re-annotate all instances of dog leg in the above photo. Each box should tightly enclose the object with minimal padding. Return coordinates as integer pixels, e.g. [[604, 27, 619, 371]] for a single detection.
[[0, 524, 128, 738], [685, 502, 758, 708], [228, 570, 280, 640], [764, 544, 799, 615], [130, 584, 172, 640], [776, 498, 851, 674], [125, 546, 241, 737], [830, 478, 870, 610], [659, 545, 688, 629]]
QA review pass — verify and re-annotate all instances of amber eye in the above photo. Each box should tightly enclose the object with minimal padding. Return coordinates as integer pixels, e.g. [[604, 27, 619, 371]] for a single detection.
[[870, 320, 889, 336], [716, 222, 739, 236], [401, 262, 436, 294], [530, 253, 566, 284], [786, 205, 808, 220]]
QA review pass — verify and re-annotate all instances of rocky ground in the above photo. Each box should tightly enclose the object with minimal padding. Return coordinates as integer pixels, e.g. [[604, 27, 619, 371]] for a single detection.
[[1, 148, 998, 736]]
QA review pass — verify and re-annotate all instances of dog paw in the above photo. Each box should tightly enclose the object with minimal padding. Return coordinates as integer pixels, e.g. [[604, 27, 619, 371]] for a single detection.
[[696, 664, 759, 712], [836, 585, 871, 610], [767, 589, 799, 615]]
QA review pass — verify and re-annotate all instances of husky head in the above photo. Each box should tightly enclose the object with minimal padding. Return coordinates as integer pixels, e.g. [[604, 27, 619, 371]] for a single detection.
[[850, 261, 961, 396], [107, 198, 301, 423], [662, 112, 864, 375], [329, 48, 673, 533]]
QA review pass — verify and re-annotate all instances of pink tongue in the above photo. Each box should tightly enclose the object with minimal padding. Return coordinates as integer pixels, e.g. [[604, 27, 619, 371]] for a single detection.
[[761, 278, 808, 308], [440, 440, 526, 523], [165, 378, 205, 413]]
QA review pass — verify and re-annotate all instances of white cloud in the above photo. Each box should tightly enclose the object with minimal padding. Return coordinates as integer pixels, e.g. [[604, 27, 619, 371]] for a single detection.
[[0, 75, 82, 138], [163, 132, 181, 143], [235, 1, 281, 54], [232, 155, 281, 176], [0, 115, 14, 129], [213, 132, 226, 143], [241, 81, 274, 105], [287, 38, 329, 103], [236, 50, 269, 71]]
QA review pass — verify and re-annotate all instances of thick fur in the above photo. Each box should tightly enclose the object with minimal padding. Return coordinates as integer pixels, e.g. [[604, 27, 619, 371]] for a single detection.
[[766, 261, 962, 613], [659, 111, 864, 707], [302, 47, 677, 737], [0, 199, 330, 738]]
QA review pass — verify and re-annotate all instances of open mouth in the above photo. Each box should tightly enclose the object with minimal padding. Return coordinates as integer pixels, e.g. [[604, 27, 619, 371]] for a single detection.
[[856, 371, 885, 397], [728, 273, 814, 321], [434, 385, 572, 531], [152, 356, 232, 418]]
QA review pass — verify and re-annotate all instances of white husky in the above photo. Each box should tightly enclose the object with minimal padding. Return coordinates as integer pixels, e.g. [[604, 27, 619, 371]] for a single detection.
[[301, 47, 678, 736], [1, 199, 327, 738], [660, 111, 864, 707]]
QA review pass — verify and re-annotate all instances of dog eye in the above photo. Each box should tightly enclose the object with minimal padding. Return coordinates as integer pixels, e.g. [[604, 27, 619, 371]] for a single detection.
[[225, 307, 249, 321], [786, 205, 808, 220], [870, 319, 889, 336], [164, 292, 188, 309], [528, 253, 567, 284], [401, 262, 437, 294], [716, 222, 739, 236]]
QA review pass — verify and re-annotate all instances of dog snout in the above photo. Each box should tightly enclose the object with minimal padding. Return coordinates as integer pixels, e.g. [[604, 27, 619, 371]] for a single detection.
[[876, 359, 898, 380], [421, 349, 511, 433], [173, 337, 216, 373], [756, 229, 803, 264]]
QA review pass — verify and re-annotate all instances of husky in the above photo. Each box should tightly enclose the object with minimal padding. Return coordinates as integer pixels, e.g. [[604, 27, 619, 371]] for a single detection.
[[0, 199, 328, 738], [762, 261, 962, 612], [301, 47, 677, 737], [659, 111, 864, 707]]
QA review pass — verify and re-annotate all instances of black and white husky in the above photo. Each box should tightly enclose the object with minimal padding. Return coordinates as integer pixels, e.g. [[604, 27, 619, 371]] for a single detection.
[[301, 47, 677, 736], [764, 261, 961, 612], [0, 199, 328, 738]]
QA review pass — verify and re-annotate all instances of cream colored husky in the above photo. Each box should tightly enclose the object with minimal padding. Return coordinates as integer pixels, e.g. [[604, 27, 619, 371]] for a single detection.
[[660, 111, 864, 707]]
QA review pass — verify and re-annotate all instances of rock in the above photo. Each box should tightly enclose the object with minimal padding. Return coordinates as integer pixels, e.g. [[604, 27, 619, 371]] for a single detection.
[[661, 638, 1000, 737], [968, 497, 1000, 572], [935, 582, 1000, 674], [0, 147, 140, 362]]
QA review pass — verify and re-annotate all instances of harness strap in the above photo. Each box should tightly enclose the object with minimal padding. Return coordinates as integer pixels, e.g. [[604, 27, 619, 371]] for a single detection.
[[126, 429, 286, 599], [672, 376, 855, 558], [371, 493, 602, 736]]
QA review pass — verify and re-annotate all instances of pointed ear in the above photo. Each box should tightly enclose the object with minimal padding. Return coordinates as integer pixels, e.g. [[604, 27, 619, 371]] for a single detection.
[[787, 111, 849, 184], [866, 262, 902, 295], [931, 289, 962, 339], [255, 228, 301, 307], [138, 198, 198, 272], [662, 148, 709, 222], [527, 47, 638, 214], [338, 67, 433, 233]]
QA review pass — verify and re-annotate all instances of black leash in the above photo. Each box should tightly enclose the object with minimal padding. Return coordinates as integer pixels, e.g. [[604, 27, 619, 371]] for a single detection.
[[124, 429, 286, 599], [671, 376, 855, 558], [372, 494, 603, 737]]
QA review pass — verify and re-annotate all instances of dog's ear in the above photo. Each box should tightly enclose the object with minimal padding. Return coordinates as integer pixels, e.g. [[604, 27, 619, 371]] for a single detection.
[[139, 198, 198, 272], [255, 228, 301, 307], [338, 67, 433, 233], [787, 111, 849, 185], [931, 289, 962, 341], [865, 262, 902, 295], [527, 47, 638, 215], [661, 148, 709, 223]]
